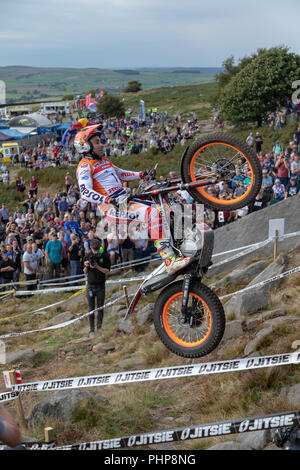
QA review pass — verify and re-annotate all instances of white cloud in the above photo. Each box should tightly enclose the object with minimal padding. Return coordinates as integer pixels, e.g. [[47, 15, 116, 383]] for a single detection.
[[0, 0, 299, 67]]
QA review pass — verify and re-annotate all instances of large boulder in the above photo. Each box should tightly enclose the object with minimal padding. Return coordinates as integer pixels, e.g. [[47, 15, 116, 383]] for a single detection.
[[210, 196, 300, 277], [212, 260, 268, 289], [47, 311, 75, 326], [136, 303, 155, 326], [280, 384, 300, 407], [224, 287, 270, 318], [116, 318, 135, 334], [236, 430, 271, 450], [246, 255, 287, 292], [244, 327, 273, 356], [27, 390, 108, 427], [1, 348, 38, 365], [222, 320, 244, 340]]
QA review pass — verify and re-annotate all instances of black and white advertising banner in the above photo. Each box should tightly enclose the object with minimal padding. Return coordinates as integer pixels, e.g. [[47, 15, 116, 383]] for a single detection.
[[11, 352, 300, 394], [1, 410, 299, 450], [0, 390, 19, 403]]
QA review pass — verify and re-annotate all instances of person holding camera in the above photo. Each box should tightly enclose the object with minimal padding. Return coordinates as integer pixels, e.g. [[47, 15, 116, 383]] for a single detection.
[[83, 238, 110, 338], [275, 151, 290, 188]]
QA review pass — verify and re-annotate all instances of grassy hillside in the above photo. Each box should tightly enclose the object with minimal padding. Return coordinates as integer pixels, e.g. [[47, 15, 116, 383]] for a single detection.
[[0, 76, 300, 449], [119, 82, 217, 120], [0, 246, 299, 449], [0, 66, 218, 104]]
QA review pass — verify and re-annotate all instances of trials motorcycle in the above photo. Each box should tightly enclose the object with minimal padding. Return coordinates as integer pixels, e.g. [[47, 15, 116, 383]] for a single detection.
[[113, 133, 262, 358]]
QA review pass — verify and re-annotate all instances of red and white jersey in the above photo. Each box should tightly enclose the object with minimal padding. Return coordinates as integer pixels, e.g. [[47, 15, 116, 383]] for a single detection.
[[76, 157, 142, 204]]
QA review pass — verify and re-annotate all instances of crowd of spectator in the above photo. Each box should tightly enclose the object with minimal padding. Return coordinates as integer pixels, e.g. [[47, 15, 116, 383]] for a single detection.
[[92, 109, 200, 158], [202, 125, 300, 229], [0, 172, 160, 290]]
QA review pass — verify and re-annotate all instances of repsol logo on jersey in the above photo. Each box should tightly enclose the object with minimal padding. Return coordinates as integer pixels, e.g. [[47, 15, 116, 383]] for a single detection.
[[107, 207, 140, 219], [80, 184, 105, 202], [108, 186, 122, 194]]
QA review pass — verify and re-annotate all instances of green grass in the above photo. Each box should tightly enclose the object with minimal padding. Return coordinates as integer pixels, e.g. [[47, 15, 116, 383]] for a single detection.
[[229, 121, 299, 151], [1, 66, 217, 104], [119, 82, 218, 119]]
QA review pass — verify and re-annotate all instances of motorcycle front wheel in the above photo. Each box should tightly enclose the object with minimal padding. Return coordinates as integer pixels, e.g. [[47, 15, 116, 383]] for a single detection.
[[154, 280, 225, 358], [181, 133, 262, 210]]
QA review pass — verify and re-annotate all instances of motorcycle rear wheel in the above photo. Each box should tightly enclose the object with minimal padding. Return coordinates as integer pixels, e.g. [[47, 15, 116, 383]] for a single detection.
[[181, 133, 262, 210], [154, 280, 225, 358]]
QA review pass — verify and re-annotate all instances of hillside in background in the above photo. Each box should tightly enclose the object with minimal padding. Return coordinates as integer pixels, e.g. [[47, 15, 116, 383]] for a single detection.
[[0, 66, 219, 103]]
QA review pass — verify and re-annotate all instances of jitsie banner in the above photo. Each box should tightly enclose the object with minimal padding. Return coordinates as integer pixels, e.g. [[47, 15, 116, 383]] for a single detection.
[[1, 411, 299, 450], [0, 391, 19, 403], [11, 352, 300, 394]]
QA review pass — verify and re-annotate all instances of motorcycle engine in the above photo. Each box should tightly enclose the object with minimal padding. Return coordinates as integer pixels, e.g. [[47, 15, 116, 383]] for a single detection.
[[179, 224, 214, 268]]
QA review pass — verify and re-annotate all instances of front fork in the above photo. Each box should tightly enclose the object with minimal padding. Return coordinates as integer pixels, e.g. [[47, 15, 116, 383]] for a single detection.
[[181, 274, 192, 316]]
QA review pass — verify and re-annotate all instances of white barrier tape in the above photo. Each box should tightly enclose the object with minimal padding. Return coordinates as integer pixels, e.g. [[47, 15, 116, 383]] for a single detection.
[[6, 263, 299, 338], [212, 230, 300, 260], [277, 230, 300, 240], [14, 285, 87, 296], [212, 240, 270, 259], [11, 352, 300, 394], [40, 273, 85, 285], [14, 276, 146, 296], [111, 257, 161, 273], [111, 256, 152, 269], [211, 239, 270, 268], [29, 290, 86, 315], [0, 294, 131, 339], [219, 265, 300, 300], [10, 410, 300, 450], [0, 391, 19, 404], [41, 278, 86, 287]]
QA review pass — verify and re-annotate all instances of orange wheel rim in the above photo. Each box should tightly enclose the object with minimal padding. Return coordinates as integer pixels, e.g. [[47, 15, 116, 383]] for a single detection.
[[190, 142, 254, 205], [162, 292, 212, 348]]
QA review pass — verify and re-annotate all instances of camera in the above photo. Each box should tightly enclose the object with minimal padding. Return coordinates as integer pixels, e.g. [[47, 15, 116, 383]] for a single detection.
[[89, 251, 104, 268], [89, 254, 99, 267]]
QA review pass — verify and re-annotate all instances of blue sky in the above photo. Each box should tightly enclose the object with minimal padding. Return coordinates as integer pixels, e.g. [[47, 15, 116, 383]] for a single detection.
[[1, 0, 300, 68]]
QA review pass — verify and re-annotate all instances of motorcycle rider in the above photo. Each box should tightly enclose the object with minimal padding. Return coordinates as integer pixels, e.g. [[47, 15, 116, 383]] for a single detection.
[[74, 124, 192, 275]]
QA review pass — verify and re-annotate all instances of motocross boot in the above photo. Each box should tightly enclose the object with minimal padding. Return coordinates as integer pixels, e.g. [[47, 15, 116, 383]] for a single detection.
[[154, 239, 192, 275]]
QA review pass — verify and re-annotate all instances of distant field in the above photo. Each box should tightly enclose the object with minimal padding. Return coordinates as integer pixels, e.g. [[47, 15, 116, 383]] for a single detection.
[[0, 66, 219, 103]]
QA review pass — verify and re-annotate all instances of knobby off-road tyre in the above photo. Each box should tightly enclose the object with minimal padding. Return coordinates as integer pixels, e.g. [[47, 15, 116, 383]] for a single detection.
[[154, 280, 225, 358], [181, 133, 262, 210]]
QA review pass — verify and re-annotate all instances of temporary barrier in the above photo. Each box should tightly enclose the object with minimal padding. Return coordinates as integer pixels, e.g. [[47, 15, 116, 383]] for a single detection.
[[219, 265, 300, 300], [11, 352, 300, 394], [0, 294, 131, 339], [5, 410, 298, 450]]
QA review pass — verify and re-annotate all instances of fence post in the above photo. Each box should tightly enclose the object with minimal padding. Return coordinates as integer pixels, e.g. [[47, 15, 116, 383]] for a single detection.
[[273, 229, 279, 261], [9, 370, 27, 434], [123, 285, 130, 309], [44, 427, 54, 445]]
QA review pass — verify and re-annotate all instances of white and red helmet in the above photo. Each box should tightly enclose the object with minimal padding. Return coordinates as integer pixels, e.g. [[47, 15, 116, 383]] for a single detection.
[[74, 124, 106, 154]]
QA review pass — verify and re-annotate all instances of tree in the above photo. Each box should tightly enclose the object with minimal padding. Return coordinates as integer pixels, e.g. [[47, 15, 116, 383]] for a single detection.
[[96, 94, 125, 118], [87, 89, 95, 97], [123, 80, 142, 93], [218, 47, 300, 126], [216, 49, 268, 89], [62, 94, 74, 100]]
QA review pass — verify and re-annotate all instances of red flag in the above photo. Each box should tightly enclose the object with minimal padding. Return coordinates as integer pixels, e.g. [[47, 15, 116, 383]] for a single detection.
[[85, 93, 92, 108], [15, 370, 22, 384]]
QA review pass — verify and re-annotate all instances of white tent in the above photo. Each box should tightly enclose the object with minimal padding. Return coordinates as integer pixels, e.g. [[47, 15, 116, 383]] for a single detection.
[[26, 113, 53, 127]]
